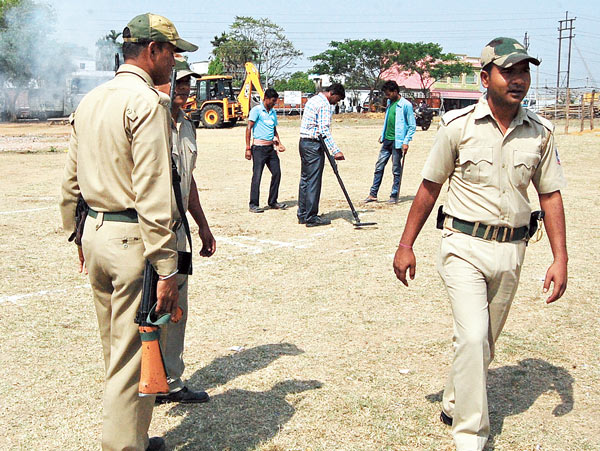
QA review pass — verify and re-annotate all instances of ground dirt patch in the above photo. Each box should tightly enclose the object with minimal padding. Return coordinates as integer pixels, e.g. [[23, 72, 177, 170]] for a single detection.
[[0, 117, 598, 450]]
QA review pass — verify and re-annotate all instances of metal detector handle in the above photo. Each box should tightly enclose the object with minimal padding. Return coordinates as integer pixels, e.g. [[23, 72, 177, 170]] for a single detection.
[[318, 135, 361, 223]]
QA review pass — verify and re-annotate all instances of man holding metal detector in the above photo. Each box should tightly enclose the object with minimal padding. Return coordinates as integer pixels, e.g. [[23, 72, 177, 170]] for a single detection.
[[298, 83, 346, 227], [60, 13, 197, 451], [364, 80, 416, 204], [155, 56, 216, 404], [392, 37, 567, 450]]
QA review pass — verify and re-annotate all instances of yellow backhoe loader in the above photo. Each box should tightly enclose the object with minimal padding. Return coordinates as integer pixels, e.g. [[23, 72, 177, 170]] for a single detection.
[[183, 62, 265, 128]]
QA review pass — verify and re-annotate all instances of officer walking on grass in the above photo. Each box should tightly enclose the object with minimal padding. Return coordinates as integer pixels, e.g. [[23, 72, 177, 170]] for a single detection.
[[60, 13, 197, 451], [392, 37, 567, 451], [364, 80, 416, 204], [155, 56, 217, 405]]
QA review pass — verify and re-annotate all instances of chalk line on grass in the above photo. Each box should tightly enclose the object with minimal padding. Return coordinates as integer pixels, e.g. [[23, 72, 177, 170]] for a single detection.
[[0, 206, 54, 215], [0, 283, 90, 306]]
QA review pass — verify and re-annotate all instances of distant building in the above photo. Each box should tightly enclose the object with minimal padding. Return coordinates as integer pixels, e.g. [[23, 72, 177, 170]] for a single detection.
[[431, 55, 482, 112], [382, 54, 482, 113], [190, 61, 210, 76]]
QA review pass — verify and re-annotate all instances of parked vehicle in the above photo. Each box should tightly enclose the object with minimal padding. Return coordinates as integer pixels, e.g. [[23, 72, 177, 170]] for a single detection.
[[414, 105, 433, 131]]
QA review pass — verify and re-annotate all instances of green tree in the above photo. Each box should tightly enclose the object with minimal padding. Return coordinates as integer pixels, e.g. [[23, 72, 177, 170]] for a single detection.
[[0, 0, 75, 120], [273, 71, 315, 93], [211, 16, 301, 86], [310, 39, 405, 105], [398, 42, 473, 97], [95, 29, 122, 71], [207, 56, 224, 75], [212, 34, 257, 83], [0, 0, 21, 28]]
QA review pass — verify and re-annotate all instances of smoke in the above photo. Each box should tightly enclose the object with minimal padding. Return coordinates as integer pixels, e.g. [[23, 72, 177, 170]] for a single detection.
[[0, 0, 81, 120]]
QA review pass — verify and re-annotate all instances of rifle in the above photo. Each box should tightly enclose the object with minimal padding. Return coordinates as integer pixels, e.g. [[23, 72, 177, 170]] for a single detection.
[[135, 67, 180, 397]]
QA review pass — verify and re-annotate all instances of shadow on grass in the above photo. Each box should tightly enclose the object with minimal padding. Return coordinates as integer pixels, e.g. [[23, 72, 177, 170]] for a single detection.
[[163, 343, 322, 450], [426, 358, 574, 450], [323, 209, 377, 227]]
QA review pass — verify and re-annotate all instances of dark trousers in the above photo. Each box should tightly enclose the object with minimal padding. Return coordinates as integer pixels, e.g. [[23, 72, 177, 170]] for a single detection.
[[249, 144, 281, 208], [297, 139, 325, 222]]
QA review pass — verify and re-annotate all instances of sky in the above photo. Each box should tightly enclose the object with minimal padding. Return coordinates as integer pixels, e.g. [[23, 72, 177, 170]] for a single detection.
[[47, 0, 600, 90]]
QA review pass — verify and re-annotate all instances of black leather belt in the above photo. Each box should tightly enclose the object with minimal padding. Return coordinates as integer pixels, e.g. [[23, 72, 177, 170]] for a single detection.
[[300, 137, 320, 142], [447, 216, 528, 242], [88, 208, 138, 223]]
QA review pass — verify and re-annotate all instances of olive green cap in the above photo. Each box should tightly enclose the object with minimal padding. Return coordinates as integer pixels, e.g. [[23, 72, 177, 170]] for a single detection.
[[123, 13, 198, 52], [480, 37, 540, 68], [174, 55, 200, 81]]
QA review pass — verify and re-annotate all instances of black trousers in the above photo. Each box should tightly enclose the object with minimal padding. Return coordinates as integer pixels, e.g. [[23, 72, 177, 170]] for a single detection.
[[249, 144, 281, 208], [297, 139, 325, 222]]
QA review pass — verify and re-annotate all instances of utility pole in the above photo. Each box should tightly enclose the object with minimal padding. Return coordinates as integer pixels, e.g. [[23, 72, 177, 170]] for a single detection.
[[523, 32, 530, 50], [556, 11, 576, 107]]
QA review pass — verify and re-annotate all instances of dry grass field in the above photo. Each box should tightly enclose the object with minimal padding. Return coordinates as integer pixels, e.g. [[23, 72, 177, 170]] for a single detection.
[[0, 115, 599, 450]]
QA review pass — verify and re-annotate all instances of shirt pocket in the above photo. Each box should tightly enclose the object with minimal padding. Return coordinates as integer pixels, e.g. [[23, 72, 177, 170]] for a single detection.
[[510, 149, 540, 188], [458, 146, 493, 184]]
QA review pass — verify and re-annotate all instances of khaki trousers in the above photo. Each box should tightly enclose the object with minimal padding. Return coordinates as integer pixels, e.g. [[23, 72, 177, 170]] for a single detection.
[[160, 273, 188, 392], [437, 230, 526, 451], [82, 214, 155, 451]]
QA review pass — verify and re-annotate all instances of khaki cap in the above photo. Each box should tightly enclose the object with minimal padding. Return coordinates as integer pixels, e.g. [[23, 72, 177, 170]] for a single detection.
[[123, 13, 198, 52], [174, 55, 200, 81], [480, 37, 540, 68]]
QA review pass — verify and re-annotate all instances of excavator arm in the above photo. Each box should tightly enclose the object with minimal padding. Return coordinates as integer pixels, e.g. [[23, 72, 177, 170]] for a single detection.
[[237, 62, 264, 118]]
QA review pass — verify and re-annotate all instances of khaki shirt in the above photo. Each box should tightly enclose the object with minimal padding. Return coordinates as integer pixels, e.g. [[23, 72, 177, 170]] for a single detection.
[[422, 96, 566, 228], [59, 64, 178, 275], [171, 110, 198, 251]]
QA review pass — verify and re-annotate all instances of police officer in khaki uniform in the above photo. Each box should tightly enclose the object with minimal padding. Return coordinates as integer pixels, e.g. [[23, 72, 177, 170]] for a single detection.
[[393, 37, 568, 450], [155, 56, 217, 404], [60, 13, 197, 451]]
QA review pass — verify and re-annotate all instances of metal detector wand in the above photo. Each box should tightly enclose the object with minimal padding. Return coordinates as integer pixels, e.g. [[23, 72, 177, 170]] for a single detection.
[[318, 135, 376, 228]]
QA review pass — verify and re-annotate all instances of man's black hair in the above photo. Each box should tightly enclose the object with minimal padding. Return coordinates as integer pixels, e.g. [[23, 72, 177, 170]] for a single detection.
[[327, 83, 345, 99], [264, 88, 279, 99], [122, 26, 167, 60], [382, 80, 400, 93], [481, 63, 493, 74]]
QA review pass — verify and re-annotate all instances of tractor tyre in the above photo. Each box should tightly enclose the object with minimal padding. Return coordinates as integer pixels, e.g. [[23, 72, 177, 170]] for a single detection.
[[200, 105, 224, 128]]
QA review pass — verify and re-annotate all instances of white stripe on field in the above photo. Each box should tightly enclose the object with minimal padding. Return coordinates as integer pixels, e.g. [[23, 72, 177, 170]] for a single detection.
[[0, 283, 90, 306], [0, 206, 54, 215]]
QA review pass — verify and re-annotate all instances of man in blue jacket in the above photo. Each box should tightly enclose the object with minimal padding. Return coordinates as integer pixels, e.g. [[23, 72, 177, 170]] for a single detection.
[[364, 80, 416, 203]]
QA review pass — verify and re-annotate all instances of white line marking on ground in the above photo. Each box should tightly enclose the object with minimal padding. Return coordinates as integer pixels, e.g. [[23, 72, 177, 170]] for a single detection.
[[0, 206, 54, 215], [0, 283, 90, 306]]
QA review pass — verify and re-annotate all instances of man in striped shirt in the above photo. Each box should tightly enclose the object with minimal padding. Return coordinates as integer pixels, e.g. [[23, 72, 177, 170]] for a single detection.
[[298, 83, 346, 227]]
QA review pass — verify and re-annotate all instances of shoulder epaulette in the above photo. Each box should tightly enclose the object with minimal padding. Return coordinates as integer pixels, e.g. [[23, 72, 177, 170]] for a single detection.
[[526, 109, 554, 132], [156, 90, 171, 108], [441, 104, 476, 126]]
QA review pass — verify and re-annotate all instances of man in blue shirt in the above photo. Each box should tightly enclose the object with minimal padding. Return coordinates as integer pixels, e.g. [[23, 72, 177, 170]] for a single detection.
[[364, 80, 416, 204], [245, 88, 287, 213]]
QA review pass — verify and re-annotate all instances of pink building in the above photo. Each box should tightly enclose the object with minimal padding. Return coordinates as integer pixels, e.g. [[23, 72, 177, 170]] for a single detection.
[[382, 55, 483, 112]]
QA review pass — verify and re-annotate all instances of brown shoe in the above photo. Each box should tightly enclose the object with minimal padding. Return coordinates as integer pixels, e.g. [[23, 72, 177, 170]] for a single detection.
[[364, 195, 377, 203]]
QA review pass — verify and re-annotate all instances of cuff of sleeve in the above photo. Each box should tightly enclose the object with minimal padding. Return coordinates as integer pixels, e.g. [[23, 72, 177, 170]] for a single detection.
[[152, 254, 178, 277], [332, 149, 340, 155], [421, 169, 448, 185]]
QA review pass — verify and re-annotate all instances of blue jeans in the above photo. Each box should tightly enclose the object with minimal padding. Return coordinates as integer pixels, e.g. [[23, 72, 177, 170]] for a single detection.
[[369, 139, 403, 198]]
